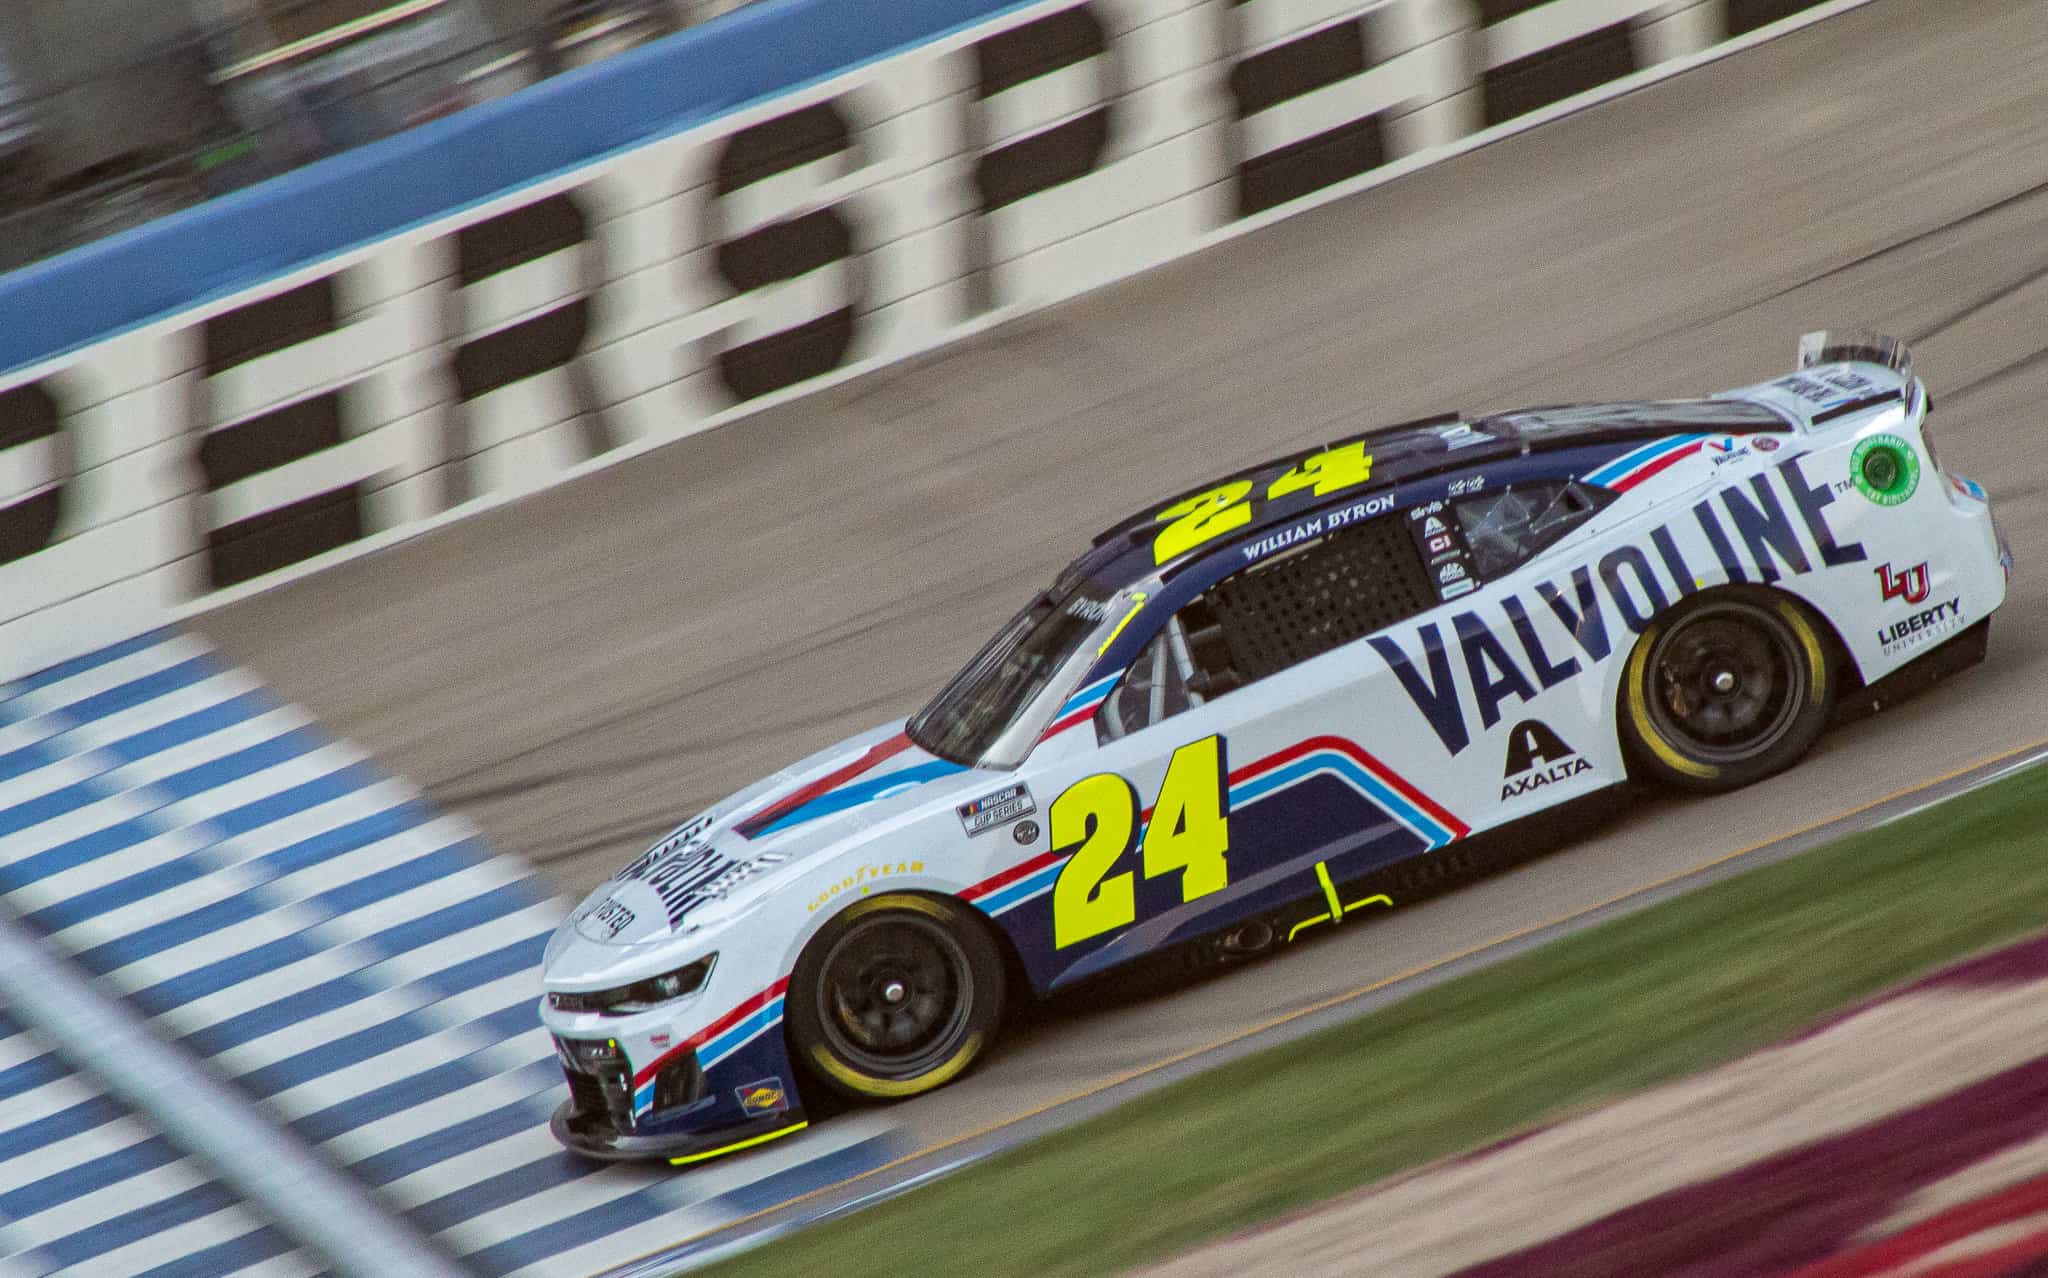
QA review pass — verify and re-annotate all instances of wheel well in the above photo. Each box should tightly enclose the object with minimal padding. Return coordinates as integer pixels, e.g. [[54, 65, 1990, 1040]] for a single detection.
[[777, 889, 1030, 1112], [913, 890, 1035, 1013], [1613, 582, 1858, 780], [1624, 583, 1859, 688]]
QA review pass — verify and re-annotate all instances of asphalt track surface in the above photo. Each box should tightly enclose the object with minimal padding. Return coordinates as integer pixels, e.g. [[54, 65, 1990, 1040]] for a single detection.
[[201, 0, 2048, 1250]]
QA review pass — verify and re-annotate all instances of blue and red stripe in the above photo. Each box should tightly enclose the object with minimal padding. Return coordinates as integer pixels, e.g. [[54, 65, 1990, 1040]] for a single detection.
[[630, 976, 790, 1110], [735, 733, 968, 840], [1586, 434, 1708, 492]]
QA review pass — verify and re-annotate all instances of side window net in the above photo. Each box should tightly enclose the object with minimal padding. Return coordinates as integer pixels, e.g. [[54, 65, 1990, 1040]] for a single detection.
[[1454, 481, 1607, 580], [1095, 510, 1438, 739], [1193, 511, 1436, 690]]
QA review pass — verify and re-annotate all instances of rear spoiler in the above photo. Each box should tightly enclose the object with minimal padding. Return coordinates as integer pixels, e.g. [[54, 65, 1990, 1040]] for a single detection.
[[1798, 331, 1914, 387]]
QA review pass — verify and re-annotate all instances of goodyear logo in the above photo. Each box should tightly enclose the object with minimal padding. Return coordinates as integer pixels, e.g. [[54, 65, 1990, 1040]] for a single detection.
[[807, 861, 925, 913]]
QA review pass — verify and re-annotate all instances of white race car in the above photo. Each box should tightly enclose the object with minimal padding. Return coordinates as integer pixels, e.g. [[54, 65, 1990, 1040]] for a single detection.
[[541, 332, 2008, 1164]]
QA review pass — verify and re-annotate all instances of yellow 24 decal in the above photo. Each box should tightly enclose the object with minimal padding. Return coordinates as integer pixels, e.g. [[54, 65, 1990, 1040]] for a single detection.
[[1151, 443, 1373, 564], [1051, 735, 1230, 949]]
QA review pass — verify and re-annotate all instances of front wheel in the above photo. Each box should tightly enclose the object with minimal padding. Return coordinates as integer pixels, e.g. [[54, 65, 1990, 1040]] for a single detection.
[[1620, 589, 1835, 794], [786, 894, 1005, 1102]]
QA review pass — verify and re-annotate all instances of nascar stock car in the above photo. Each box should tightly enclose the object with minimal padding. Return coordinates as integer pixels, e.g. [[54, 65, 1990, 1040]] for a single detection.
[[541, 332, 2010, 1164]]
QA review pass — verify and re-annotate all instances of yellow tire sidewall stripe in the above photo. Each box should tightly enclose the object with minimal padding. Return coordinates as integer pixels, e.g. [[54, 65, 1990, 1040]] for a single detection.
[[1626, 621, 1719, 780]]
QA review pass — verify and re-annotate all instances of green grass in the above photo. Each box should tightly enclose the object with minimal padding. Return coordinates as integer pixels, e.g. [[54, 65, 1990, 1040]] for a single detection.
[[700, 762, 2048, 1278]]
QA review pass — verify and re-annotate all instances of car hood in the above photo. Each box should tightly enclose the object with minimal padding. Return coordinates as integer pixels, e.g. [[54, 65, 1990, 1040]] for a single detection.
[[545, 722, 976, 983]]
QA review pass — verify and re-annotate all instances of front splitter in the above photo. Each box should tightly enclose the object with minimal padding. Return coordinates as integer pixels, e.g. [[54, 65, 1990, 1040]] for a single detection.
[[552, 1101, 811, 1166]]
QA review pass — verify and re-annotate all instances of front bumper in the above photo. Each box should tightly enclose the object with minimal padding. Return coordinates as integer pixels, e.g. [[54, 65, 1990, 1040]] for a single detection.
[[545, 998, 810, 1165], [551, 1097, 810, 1164]]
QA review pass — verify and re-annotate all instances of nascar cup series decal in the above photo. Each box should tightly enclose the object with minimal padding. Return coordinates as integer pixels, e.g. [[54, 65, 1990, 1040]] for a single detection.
[[958, 784, 1036, 837]]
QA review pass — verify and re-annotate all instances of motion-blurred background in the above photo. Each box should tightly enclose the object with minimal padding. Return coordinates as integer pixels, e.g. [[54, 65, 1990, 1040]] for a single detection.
[[0, 0, 755, 272]]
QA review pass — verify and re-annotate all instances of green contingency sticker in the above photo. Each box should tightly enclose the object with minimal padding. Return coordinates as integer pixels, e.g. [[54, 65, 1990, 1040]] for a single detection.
[[1851, 433, 1920, 506]]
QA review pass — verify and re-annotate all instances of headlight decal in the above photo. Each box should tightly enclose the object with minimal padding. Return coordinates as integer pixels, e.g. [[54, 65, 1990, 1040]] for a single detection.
[[548, 954, 716, 1015]]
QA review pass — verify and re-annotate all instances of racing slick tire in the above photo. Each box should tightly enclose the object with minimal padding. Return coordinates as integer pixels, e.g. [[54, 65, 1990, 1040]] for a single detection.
[[1620, 587, 1836, 795], [787, 893, 1006, 1102]]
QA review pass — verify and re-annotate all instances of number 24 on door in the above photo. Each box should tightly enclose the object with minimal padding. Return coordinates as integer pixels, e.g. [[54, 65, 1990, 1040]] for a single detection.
[[1050, 735, 1230, 949]]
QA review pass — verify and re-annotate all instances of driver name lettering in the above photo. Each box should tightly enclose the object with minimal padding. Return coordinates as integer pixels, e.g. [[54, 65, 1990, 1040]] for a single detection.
[[1242, 516, 1321, 561], [1241, 494, 1395, 563]]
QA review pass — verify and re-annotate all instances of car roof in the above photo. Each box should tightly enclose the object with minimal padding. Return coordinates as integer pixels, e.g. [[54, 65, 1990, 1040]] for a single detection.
[[1064, 397, 1789, 592]]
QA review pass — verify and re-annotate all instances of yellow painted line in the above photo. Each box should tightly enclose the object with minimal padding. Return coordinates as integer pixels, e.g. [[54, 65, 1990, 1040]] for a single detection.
[[618, 735, 2048, 1263], [668, 1120, 808, 1166]]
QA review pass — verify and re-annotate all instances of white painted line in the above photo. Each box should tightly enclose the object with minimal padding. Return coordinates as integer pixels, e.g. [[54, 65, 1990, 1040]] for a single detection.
[[101, 910, 308, 989], [24, 829, 196, 910], [0, 1114, 162, 1193], [227, 1252, 330, 1278], [100, 708, 316, 790], [438, 1147, 673, 1255], [503, 1206, 747, 1278], [212, 991, 423, 1075], [64, 669, 268, 756], [155, 744, 371, 828], [86, 1206, 287, 1278], [0, 751, 103, 814], [1, 791, 158, 864], [0, 1072, 99, 1132], [0, 902, 468, 1278], [357, 903, 566, 981], [321, 1073, 552, 1165], [224, 779, 425, 863], [6, 1159, 215, 1250], [14, 637, 210, 718], [383, 1124, 595, 1210], [48, 870, 248, 951], [261, 819, 473, 902]]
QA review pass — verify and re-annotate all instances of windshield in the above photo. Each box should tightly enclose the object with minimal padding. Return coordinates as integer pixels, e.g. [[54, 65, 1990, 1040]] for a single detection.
[[908, 581, 1114, 768]]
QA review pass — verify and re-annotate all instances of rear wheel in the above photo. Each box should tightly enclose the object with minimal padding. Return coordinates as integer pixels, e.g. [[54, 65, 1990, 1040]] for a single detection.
[[1620, 589, 1834, 793], [787, 894, 1005, 1101]]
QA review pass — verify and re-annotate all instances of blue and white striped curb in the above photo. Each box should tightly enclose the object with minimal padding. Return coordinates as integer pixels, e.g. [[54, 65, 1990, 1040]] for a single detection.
[[0, 1009, 321, 1278], [0, 630, 902, 1277]]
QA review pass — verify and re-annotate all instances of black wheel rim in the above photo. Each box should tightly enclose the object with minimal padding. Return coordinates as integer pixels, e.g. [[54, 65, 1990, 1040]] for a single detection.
[[815, 915, 973, 1080], [1646, 602, 1806, 763]]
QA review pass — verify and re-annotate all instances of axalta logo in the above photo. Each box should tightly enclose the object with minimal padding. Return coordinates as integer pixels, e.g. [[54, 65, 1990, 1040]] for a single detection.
[[1876, 561, 1930, 605], [1501, 720, 1592, 800]]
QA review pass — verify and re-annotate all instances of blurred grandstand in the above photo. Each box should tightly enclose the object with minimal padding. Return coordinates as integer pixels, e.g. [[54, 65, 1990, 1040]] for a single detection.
[[0, 0, 754, 273]]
